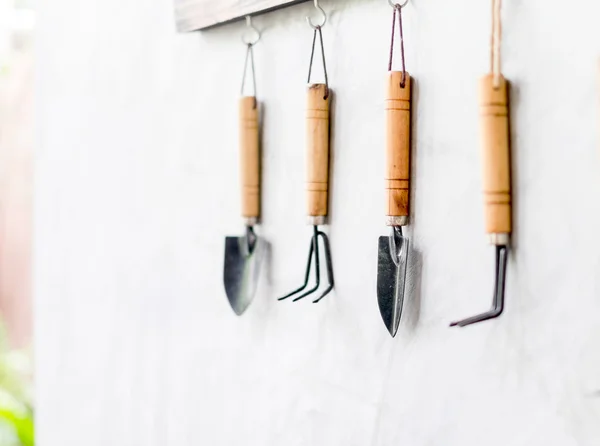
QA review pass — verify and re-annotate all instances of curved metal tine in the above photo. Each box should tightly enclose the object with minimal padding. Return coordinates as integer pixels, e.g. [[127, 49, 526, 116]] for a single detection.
[[293, 227, 321, 302], [278, 235, 314, 301], [312, 230, 334, 303], [449, 245, 508, 327]]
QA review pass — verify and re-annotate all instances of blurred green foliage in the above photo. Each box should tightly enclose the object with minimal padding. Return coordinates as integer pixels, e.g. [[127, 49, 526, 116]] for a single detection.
[[0, 324, 33, 446]]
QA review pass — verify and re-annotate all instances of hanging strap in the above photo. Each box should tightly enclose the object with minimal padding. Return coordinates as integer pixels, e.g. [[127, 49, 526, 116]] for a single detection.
[[491, 0, 503, 88]]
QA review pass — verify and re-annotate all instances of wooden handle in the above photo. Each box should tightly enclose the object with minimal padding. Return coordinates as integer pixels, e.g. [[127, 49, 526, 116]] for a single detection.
[[239, 96, 260, 220], [385, 72, 412, 224], [479, 74, 512, 236], [306, 84, 330, 218]]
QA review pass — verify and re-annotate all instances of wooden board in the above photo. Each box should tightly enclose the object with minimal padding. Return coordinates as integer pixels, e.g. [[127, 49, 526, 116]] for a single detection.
[[174, 0, 309, 32]]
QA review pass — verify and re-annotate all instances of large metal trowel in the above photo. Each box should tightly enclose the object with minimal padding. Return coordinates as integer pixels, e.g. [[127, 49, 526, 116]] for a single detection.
[[224, 96, 264, 315], [377, 71, 412, 338]]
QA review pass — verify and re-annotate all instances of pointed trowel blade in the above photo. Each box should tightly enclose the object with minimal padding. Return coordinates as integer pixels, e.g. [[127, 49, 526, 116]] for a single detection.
[[223, 235, 264, 315], [377, 234, 409, 337]]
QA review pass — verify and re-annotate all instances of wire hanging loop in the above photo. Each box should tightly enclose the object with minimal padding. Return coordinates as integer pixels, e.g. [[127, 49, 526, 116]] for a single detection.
[[307, 25, 329, 100], [307, 0, 327, 29], [240, 43, 257, 102], [388, 1, 408, 88], [490, 0, 502, 89], [306, 0, 329, 99]]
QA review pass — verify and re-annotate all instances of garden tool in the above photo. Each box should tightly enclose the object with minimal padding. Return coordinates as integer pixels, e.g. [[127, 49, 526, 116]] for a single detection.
[[451, 0, 512, 327], [279, 1, 334, 303], [450, 74, 511, 327], [377, 1, 411, 337], [224, 17, 265, 315]]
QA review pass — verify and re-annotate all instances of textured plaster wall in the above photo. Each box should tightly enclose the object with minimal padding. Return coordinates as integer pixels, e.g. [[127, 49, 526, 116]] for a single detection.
[[36, 0, 600, 445]]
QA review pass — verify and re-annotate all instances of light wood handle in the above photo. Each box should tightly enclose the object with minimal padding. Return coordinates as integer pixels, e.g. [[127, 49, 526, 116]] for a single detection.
[[479, 74, 512, 236], [239, 96, 260, 220], [306, 84, 330, 218], [385, 72, 412, 223]]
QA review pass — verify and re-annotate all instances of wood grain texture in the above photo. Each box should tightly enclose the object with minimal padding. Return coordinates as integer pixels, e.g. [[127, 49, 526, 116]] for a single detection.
[[385, 72, 411, 220], [174, 0, 308, 31], [479, 74, 512, 235], [306, 84, 330, 218], [239, 96, 260, 219]]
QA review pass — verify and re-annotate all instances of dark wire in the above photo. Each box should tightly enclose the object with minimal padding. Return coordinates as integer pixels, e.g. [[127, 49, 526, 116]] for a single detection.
[[388, 4, 407, 88], [307, 26, 329, 100], [240, 43, 257, 106]]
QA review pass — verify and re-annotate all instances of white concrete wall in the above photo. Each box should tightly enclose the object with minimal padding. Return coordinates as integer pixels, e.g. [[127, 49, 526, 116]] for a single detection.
[[35, 0, 600, 445]]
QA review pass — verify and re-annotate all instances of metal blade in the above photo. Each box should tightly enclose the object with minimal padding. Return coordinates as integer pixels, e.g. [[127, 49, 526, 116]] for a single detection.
[[377, 231, 409, 337], [223, 234, 264, 315]]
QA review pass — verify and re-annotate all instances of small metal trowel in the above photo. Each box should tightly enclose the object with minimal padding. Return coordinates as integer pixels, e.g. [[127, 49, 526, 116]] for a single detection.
[[224, 23, 265, 315], [223, 54, 264, 315], [224, 95, 263, 315], [377, 71, 412, 337], [224, 224, 263, 316]]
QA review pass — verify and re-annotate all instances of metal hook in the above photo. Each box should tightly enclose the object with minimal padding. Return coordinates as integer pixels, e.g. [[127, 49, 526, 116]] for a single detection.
[[388, 0, 409, 8], [307, 0, 327, 29], [449, 245, 508, 327], [241, 15, 261, 45]]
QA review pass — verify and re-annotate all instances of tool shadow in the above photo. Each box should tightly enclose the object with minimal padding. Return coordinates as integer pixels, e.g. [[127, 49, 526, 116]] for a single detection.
[[508, 81, 519, 253], [402, 247, 423, 332], [327, 89, 336, 224], [402, 75, 422, 332], [258, 238, 277, 315]]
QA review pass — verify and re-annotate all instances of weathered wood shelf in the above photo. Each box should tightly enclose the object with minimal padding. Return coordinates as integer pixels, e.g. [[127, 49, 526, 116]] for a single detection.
[[174, 0, 309, 32]]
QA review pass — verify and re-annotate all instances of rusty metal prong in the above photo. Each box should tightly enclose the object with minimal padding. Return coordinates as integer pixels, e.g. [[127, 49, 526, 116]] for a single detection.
[[277, 230, 315, 301], [312, 230, 334, 303], [450, 245, 508, 327], [292, 226, 321, 302]]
